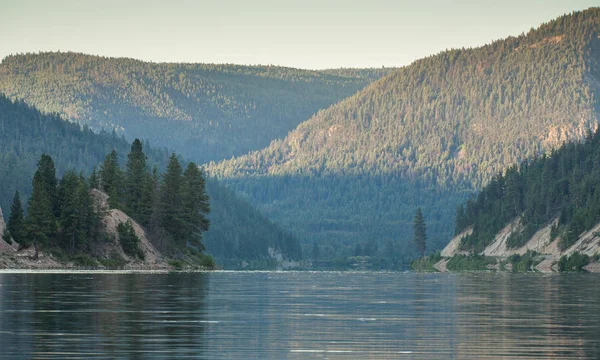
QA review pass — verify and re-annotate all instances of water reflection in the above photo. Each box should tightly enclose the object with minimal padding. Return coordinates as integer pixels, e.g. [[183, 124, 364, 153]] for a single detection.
[[0, 271, 599, 359], [0, 273, 209, 359]]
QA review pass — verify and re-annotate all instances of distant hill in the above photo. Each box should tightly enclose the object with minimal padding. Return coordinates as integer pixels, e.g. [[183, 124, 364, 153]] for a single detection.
[[0, 53, 392, 163], [0, 95, 301, 264], [208, 8, 600, 261]]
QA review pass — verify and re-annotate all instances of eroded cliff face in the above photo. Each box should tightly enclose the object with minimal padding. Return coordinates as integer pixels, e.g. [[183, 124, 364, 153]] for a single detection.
[[439, 217, 600, 272]]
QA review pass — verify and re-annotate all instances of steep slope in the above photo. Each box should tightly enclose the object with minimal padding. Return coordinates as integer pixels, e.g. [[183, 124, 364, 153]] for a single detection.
[[0, 95, 300, 263], [442, 128, 600, 271], [0, 53, 392, 163], [209, 9, 600, 260], [453, 128, 600, 256]]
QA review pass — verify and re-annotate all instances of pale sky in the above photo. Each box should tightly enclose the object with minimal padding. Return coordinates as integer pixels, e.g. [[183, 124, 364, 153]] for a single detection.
[[1, 0, 597, 69]]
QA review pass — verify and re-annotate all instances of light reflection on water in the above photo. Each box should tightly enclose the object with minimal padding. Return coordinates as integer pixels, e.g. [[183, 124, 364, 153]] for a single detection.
[[0, 271, 599, 359]]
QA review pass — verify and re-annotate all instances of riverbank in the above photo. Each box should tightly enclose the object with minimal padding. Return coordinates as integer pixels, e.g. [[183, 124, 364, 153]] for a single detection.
[[423, 220, 600, 273]]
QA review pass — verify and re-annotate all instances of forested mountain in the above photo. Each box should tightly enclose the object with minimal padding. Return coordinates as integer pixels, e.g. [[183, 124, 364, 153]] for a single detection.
[[0, 53, 392, 163], [209, 8, 600, 262], [0, 95, 301, 263]]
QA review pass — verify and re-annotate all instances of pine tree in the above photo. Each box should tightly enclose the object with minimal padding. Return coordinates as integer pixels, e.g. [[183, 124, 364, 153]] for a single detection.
[[37, 154, 59, 217], [124, 139, 147, 220], [89, 166, 99, 190], [100, 150, 122, 208], [58, 171, 81, 253], [413, 208, 427, 257], [117, 219, 143, 259], [181, 162, 210, 249], [138, 169, 157, 227], [76, 174, 96, 249], [160, 154, 185, 244], [6, 191, 25, 245], [26, 171, 56, 252]]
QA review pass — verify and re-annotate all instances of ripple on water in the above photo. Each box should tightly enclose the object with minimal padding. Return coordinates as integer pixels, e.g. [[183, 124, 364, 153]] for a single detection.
[[0, 272, 599, 359]]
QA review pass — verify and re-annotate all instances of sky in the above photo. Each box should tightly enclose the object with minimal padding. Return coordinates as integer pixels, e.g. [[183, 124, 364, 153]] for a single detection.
[[1, 0, 598, 69]]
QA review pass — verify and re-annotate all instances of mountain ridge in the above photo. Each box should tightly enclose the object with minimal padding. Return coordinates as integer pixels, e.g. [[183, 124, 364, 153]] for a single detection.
[[0, 52, 393, 164], [208, 8, 600, 260]]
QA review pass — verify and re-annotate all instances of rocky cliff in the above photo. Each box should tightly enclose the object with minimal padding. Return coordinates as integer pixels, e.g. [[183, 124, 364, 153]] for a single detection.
[[439, 217, 600, 272]]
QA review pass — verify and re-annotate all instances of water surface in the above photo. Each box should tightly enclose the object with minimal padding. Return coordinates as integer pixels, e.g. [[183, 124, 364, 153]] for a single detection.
[[0, 271, 599, 359]]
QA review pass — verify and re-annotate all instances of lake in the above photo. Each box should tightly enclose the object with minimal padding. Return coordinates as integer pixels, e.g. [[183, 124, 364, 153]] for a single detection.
[[0, 271, 599, 359]]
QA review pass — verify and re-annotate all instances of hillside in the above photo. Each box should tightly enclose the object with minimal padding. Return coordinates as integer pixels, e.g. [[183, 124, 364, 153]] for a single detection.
[[0, 95, 301, 265], [208, 9, 600, 261], [0, 53, 392, 163], [438, 128, 600, 272]]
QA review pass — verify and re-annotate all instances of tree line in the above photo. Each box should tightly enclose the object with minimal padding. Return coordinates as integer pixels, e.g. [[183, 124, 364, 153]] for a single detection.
[[0, 52, 392, 164], [456, 127, 600, 253], [3, 140, 211, 258], [0, 94, 302, 265]]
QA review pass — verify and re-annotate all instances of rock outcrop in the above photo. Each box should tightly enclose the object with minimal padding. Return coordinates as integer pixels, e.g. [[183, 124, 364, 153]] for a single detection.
[[91, 189, 168, 269], [437, 216, 600, 272], [440, 227, 472, 257]]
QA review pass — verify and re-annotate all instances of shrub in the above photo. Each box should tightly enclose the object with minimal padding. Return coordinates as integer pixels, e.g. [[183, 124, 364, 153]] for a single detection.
[[199, 254, 216, 269], [446, 254, 496, 271], [557, 252, 590, 272], [168, 259, 184, 270], [71, 253, 97, 267], [117, 220, 144, 260]]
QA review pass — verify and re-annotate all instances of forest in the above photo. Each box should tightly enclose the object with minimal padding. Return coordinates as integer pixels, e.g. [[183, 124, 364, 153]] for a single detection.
[[208, 9, 600, 260], [0, 95, 302, 265], [4, 144, 209, 263], [0, 53, 392, 163], [456, 127, 600, 254]]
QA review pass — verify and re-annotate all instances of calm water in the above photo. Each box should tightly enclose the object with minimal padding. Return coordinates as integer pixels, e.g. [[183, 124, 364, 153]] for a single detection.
[[0, 271, 599, 359]]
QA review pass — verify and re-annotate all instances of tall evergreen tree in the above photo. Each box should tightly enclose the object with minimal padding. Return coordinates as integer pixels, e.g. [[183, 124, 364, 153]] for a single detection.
[[181, 163, 211, 249], [5, 191, 25, 245], [413, 208, 427, 257], [124, 139, 147, 219], [100, 150, 122, 208], [138, 169, 157, 227], [89, 166, 99, 190], [37, 154, 59, 216], [58, 171, 82, 253], [26, 171, 56, 252], [76, 173, 97, 250], [160, 154, 185, 244]]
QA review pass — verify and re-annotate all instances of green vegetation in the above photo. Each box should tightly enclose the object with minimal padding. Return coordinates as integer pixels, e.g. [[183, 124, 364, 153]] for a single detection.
[[413, 208, 427, 257], [456, 128, 600, 254], [117, 220, 144, 260], [557, 252, 591, 272], [411, 252, 441, 271], [0, 95, 302, 263], [5, 155, 102, 256], [446, 255, 497, 271], [3, 144, 210, 260], [167, 259, 184, 271], [505, 251, 541, 272], [3, 191, 24, 245], [209, 8, 600, 261], [71, 253, 98, 267], [97, 256, 127, 269], [0, 53, 392, 163]]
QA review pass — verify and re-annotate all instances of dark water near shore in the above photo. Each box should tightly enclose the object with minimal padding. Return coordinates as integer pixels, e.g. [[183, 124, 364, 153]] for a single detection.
[[0, 271, 599, 359]]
